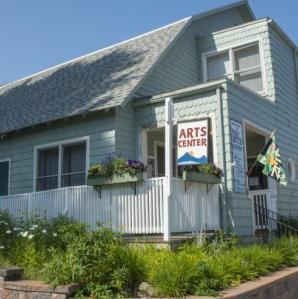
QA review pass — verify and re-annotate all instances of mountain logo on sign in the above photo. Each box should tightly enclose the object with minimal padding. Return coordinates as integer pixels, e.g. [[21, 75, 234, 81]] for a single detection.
[[177, 152, 207, 165]]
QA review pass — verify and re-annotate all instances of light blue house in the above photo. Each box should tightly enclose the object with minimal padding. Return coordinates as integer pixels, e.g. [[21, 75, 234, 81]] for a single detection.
[[0, 1, 297, 243]]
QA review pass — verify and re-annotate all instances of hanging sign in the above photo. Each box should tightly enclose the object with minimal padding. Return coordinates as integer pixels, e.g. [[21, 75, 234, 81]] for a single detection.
[[177, 118, 209, 165], [231, 120, 246, 193]]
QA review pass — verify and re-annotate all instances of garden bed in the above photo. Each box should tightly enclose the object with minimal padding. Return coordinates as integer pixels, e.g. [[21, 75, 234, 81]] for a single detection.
[[2, 211, 298, 298]]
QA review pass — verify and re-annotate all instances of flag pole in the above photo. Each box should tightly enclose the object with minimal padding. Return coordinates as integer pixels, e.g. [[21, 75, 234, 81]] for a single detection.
[[246, 130, 277, 177]]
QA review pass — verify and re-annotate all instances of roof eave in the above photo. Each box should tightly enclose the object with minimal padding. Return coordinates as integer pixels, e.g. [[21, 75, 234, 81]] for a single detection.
[[191, 0, 255, 23], [268, 19, 297, 51]]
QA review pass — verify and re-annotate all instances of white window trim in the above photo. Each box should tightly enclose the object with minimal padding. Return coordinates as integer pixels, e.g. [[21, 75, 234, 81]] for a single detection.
[[288, 157, 296, 183], [33, 136, 90, 192], [242, 119, 277, 195], [0, 159, 11, 196], [202, 38, 267, 95]]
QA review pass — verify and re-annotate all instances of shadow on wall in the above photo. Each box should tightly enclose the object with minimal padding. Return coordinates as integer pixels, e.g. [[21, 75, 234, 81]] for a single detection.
[[0, 47, 148, 135]]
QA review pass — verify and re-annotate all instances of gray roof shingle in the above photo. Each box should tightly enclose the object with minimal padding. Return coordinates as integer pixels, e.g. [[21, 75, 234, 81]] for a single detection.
[[0, 18, 189, 135]]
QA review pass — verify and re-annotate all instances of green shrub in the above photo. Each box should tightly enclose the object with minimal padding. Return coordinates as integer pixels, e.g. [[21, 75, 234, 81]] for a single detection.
[[42, 225, 145, 298], [3, 210, 298, 298], [150, 253, 201, 297]]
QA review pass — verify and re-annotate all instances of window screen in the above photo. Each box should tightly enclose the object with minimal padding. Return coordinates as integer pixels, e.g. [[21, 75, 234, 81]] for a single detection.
[[62, 143, 86, 187], [0, 161, 9, 196], [233, 44, 263, 92], [205, 43, 264, 93], [207, 51, 230, 80], [37, 147, 59, 191]]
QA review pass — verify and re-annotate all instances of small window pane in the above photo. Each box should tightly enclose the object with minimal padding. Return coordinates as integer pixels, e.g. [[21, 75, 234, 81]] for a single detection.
[[63, 143, 86, 174], [157, 146, 165, 177], [37, 176, 58, 191], [37, 147, 59, 191], [38, 147, 59, 177], [62, 142, 86, 187], [62, 173, 85, 187], [235, 69, 263, 92], [207, 52, 230, 80], [156, 146, 177, 177], [0, 161, 9, 196], [234, 44, 260, 71], [147, 158, 155, 178]]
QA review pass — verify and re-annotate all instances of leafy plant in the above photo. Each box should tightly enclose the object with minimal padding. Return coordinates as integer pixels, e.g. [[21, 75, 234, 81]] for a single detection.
[[183, 163, 223, 178], [3, 210, 298, 298], [88, 156, 146, 178]]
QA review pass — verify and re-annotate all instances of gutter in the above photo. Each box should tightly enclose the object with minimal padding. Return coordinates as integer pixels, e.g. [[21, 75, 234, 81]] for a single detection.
[[267, 19, 297, 51], [133, 79, 227, 107]]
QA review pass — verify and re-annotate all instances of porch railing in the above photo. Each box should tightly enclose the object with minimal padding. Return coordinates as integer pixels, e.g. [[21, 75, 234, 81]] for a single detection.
[[0, 177, 220, 234]]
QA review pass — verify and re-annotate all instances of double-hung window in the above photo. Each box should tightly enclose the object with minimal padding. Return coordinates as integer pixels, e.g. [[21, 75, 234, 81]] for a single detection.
[[36, 138, 88, 191], [204, 42, 265, 93]]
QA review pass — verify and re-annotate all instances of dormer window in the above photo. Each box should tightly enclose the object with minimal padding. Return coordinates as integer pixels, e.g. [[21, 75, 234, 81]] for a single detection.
[[203, 42, 265, 94]]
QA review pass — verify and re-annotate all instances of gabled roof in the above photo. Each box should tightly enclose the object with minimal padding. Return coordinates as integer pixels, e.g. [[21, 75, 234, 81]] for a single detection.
[[0, 18, 190, 135], [0, 0, 254, 136]]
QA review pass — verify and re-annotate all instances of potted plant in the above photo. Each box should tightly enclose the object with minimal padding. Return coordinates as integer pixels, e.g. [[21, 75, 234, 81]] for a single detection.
[[182, 163, 223, 184], [87, 156, 146, 186]]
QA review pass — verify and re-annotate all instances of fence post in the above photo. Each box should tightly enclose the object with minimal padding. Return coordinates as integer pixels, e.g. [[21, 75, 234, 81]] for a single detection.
[[164, 97, 173, 242]]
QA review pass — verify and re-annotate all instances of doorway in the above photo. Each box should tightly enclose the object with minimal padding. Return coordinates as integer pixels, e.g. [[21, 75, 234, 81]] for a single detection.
[[244, 122, 277, 231]]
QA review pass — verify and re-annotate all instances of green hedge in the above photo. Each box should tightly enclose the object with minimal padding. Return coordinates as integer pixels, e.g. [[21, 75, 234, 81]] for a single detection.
[[1, 212, 298, 298]]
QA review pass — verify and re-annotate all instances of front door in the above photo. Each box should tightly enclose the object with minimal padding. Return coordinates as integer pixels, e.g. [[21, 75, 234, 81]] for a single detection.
[[245, 125, 277, 231]]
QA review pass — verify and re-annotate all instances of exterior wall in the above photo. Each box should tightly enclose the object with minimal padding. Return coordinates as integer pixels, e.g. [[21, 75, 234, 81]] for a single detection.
[[195, 20, 298, 238], [296, 53, 298, 89], [227, 81, 298, 235], [0, 111, 116, 195], [268, 26, 297, 103], [266, 26, 298, 215], [115, 103, 136, 159], [197, 19, 276, 101], [136, 88, 229, 228], [137, 8, 250, 98]]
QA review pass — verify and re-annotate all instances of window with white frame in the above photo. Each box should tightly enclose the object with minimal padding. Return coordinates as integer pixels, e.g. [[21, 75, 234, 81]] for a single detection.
[[204, 42, 264, 93], [36, 139, 88, 191]]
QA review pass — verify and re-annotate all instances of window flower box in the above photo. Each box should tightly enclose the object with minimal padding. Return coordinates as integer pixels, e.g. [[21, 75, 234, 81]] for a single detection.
[[182, 163, 223, 184], [87, 157, 146, 187], [182, 171, 221, 184], [87, 172, 144, 186]]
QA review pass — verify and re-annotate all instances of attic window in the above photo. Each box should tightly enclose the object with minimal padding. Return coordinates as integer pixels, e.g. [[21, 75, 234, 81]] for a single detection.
[[203, 42, 265, 93]]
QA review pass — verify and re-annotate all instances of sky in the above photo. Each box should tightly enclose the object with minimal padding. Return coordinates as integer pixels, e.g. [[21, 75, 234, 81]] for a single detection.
[[1, 0, 297, 84]]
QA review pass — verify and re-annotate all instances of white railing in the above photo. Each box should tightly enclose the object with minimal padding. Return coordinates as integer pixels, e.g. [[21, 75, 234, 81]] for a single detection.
[[171, 178, 220, 232], [0, 177, 220, 234], [249, 190, 277, 231]]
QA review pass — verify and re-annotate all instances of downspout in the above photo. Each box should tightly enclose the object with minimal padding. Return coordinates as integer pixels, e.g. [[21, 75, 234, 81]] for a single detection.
[[216, 87, 229, 232]]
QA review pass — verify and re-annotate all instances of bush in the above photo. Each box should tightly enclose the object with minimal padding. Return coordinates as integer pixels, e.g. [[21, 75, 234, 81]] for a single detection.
[[2, 211, 298, 298], [41, 225, 145, 297], [143, 236, 298, 297]]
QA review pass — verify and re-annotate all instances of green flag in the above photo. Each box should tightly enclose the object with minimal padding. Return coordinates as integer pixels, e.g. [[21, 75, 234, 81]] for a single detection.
[[257, 133, 287, 186]]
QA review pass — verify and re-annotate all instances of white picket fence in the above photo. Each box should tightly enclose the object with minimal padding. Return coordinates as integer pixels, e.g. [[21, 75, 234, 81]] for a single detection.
[[0, 177, 220, 234]]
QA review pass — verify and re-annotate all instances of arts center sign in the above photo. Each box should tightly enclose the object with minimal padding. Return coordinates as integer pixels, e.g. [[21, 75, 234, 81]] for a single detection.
[[177, 118, 209, 165]]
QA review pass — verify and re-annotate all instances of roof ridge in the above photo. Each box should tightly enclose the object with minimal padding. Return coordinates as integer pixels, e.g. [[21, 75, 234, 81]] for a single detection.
[[0, 16, 191, 92]]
